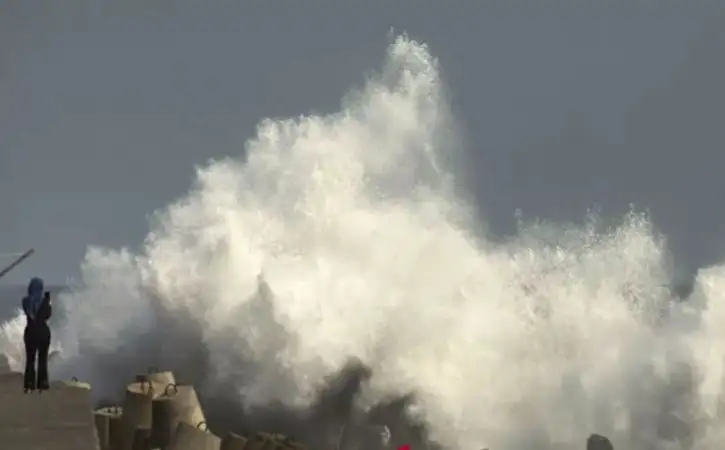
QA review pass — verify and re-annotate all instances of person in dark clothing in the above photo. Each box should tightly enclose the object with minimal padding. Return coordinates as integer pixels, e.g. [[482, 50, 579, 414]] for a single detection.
[[21, 277, 52, 393]]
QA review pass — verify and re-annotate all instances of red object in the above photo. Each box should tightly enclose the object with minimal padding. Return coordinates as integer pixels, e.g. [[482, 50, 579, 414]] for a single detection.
[[398, 445, 410, 450]]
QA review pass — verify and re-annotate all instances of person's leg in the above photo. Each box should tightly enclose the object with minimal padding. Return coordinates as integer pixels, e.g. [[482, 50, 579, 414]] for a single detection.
[[36, 327, 50, 391], [23, 327, 37, 392]]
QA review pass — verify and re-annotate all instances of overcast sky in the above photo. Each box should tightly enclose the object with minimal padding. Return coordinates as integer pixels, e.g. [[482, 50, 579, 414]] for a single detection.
[[2, 1, 724, 285]]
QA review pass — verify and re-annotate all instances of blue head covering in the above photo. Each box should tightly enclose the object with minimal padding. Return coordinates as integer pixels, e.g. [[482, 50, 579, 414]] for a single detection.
[[22, 277, 44, 321]]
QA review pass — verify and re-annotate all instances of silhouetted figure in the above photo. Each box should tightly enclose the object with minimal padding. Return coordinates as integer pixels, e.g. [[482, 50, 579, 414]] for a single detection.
[[22, 277, 52, 393]]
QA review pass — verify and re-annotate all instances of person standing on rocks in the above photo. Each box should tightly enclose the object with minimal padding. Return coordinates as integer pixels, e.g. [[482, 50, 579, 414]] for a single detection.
[[21, 277, 52, 393]]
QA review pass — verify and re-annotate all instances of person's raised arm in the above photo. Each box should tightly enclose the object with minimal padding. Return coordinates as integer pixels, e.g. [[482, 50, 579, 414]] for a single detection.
[[38, 291, 52, 321]]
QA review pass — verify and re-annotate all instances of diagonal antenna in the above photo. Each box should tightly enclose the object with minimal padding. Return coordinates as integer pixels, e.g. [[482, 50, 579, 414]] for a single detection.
[[0, 248, 35, 281]]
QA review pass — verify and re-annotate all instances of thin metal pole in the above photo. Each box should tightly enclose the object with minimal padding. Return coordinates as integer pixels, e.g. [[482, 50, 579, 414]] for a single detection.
[[0, 248, 35, 281]]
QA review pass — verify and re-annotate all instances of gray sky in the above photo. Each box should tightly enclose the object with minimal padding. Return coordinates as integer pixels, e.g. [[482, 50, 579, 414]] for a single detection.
[[1, 1, 724, 284]]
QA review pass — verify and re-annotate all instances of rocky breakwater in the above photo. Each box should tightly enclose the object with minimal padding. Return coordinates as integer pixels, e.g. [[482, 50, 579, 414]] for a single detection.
[[92, 367, 311, 450]]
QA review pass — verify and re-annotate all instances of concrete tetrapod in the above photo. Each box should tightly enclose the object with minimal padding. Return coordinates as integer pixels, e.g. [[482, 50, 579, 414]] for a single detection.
[[258, 432, 306, 450], [168, 420, 221, 450], [132, 427, 152, 450], [243, 433, 270, 450], [0, 371, 98, 450], [146, 367, 176, 386], [160, 383, 207, 440], [94, 406, 123, 450], [61, 376, 92, 390], [120, 380, 164, 450], [245, 432, 296, 450], [150, 384, 178, 449], [220, 432, 247, 450]]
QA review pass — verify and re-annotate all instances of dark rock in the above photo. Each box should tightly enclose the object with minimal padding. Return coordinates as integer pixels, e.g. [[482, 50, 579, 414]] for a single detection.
[[587, 433, 613, 450]]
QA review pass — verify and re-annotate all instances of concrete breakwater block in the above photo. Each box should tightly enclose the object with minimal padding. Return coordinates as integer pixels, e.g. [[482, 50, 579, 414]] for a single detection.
[[244, 432, 306, 450], [163, 384, 207, 435], [62, 376, 92, 390], [94, 406, 123, 450], [241, 433, 267, 450], [62, 368, 312, 450], [0, 371, 98, 450], [132, 427, 152, 450], [146, 367, 176, 386], [151, 393, 174, 448], [168, 421, 221, 450], [264, 432, 308, 450], [120, 380, 165, 450], [142, 382, 207, 449], [220, 432, 247, 450]]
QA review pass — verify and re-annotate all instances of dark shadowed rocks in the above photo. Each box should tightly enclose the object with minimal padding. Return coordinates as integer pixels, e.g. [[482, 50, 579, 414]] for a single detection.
[[587, 433, 613, 450]]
